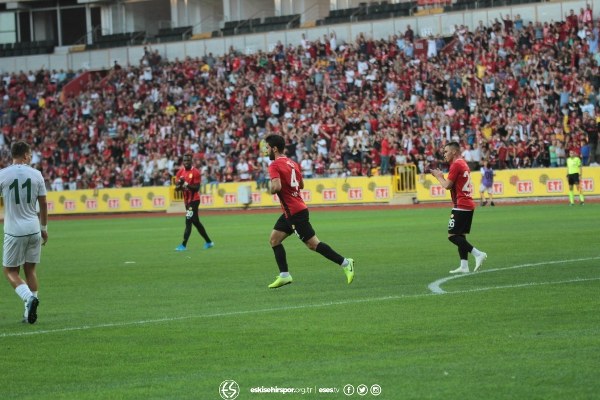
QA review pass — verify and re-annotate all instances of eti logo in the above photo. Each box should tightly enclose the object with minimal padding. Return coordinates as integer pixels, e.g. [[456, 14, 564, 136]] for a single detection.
[[348, 188, 363, 200], [430, 185, 446, 197], [152, 196, 165, 207], [219, 380, 240, 399], [546, 179, 563, 193], [63, 200, 76, 211], [516, 180, 533, 194], [375, 187, 389, 199]]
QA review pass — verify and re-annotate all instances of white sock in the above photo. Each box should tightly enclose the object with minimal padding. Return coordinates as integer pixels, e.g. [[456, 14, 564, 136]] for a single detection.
[[32, 291, 38, 298], [15, 284, 33, 302], [280, 272, 290, 278], [460, 260, 469, 269], [471, 248, 483, 257], [341, 259, 349, 267]]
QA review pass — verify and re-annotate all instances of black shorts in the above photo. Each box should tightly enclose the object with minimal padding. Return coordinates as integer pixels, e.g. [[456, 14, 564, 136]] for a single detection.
[[567, 173, 580, 186], [274, 209, 316, 242], [185, 200, 200, 220], [448, 209, 474, 235]]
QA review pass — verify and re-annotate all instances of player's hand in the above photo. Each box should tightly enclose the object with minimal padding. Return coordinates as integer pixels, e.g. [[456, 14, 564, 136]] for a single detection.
[[430, 168, 442, 178], [41, 231, 48, 246]]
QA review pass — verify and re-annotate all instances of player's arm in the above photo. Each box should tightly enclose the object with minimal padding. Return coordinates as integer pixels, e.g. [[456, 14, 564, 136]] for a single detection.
[[182, 171, 201, 192], [38, 195, 48, 245], [175, 174, 185, 191], [186, 178, 201, 192], [430, 168, 454, 189], [298, 170, 304, 190], [270, 178, 282, 194]]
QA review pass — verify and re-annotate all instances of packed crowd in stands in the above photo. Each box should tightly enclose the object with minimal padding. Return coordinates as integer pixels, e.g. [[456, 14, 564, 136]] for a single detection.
[[1, 5, 599, 191]]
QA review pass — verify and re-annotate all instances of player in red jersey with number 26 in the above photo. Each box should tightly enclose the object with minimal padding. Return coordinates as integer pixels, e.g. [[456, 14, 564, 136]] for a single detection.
[[431, 142, 487, 274], [264, 134, 354, 288]]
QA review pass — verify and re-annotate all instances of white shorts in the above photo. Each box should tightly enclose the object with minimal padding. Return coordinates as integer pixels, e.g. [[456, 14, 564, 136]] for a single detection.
[[3, 233, 42, 267], [479, 184, 493, 194]]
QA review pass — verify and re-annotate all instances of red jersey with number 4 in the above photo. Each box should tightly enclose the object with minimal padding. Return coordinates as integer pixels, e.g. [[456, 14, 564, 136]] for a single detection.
[[269, 156, 307, 218], [176, 166, 201, 204], [447, 158, 475, 210]]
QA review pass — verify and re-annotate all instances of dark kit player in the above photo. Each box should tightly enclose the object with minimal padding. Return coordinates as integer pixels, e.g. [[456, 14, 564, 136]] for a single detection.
[[175, 153, 214, 251], [264, 134, 354, 288], [431, 142, 487, 274]]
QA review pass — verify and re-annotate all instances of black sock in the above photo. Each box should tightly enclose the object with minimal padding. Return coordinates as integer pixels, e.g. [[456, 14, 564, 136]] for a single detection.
[[315, 242, 345, 265], [448, 235, 473, 260], [183, 221, 192, 246], [272, 244, 288, 273], [193, 219, 212, 243]]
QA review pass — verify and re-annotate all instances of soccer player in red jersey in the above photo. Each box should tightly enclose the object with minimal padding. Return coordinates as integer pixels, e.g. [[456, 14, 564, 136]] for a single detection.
[[431, 142, 487, 274], [264, 134, 354, 288], [174, 153, 214, 251]]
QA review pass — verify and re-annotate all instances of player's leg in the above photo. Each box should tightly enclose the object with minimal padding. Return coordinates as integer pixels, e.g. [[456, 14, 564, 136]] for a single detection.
[[479, 184, 487, 206], [22, 234, 42, 322], [448, 210, 486, 273], [189, 202, 213, 247], [182, 215, 193, 246], [23, 262, 39, 321], [488, 187, 495, 206], [176, 205, 193, 250], [448, 234, 471, 273], [294, 210, 354, 284], [3, 264, 37, 323], [22, 262, 40, 323], [268, 215, 294, 288], [568, 175, 575, 205], [447, 210, 468, 273], [568, 183, 575, 205], [576, 176, 584, 204], [458, 210, 487, 271], [4, 236, 36, 293], [3, 265, 27, 289], [23, 262, 38, 296]]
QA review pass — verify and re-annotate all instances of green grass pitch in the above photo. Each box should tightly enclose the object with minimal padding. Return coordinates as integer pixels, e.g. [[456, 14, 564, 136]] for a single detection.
[[1, 203, 599, 399]]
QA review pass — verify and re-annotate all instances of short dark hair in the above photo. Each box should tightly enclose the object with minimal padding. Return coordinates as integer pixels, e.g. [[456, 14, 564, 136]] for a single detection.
[[446, 142, 460, 152], [11, 141, 30, 158], [265, 134, 286, 153]]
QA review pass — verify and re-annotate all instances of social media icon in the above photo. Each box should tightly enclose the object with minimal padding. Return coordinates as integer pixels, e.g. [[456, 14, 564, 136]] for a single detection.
[[357, 384, 368, 396], [343, 384, 355, 396], [371, 384, 382, 396]]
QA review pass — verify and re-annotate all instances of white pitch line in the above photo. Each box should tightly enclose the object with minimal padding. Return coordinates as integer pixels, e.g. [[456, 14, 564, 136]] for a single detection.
[[2, 275, 600, 338], [427, 256, 600, 294]]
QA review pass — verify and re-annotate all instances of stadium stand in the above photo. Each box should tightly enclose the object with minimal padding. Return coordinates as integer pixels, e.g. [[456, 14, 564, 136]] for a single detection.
[[0, 40, 55, 58], [0, 8, 599, 191], [87, 32, 146, 50]]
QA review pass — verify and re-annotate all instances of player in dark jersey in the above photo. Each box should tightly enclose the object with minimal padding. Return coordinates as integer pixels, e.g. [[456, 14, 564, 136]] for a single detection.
[[264, 134, 354, 288], [174, 153, 214, 251], [431, 142, 487, 274]]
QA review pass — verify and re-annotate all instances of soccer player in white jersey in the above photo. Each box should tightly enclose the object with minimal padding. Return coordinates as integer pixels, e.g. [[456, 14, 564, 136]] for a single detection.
[[0, 141, 48, 323]]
